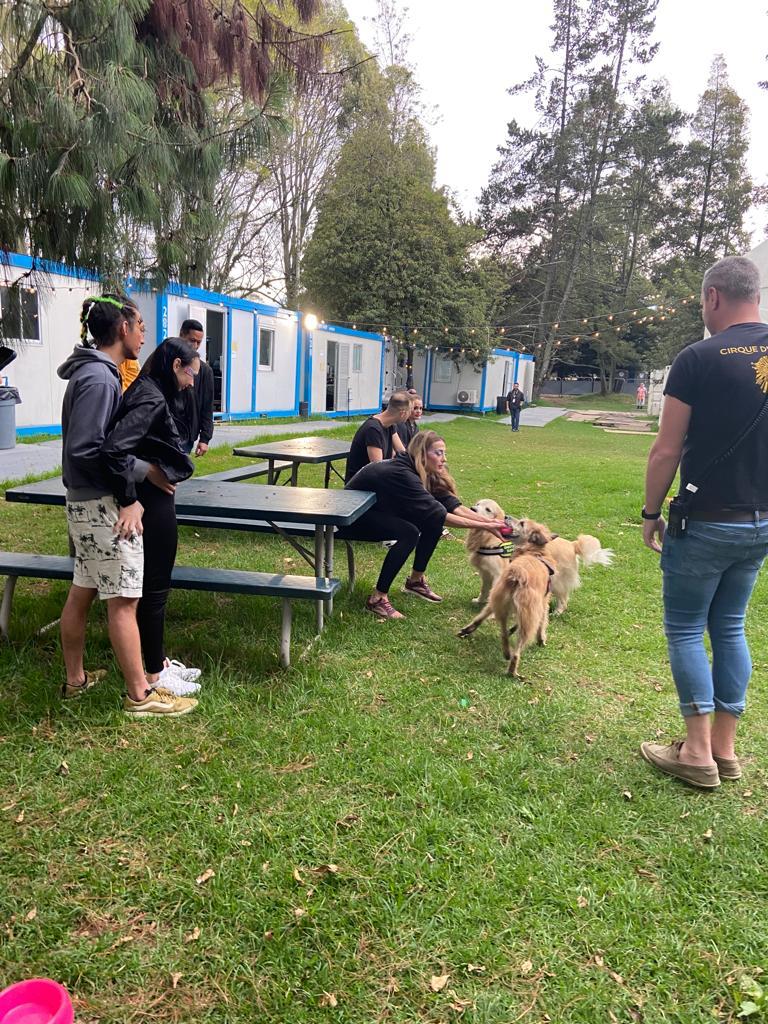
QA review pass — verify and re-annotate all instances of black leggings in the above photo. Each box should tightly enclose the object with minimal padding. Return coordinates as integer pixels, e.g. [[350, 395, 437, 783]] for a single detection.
[[136, 481, 178, 675], [339, 510, 443, 594]]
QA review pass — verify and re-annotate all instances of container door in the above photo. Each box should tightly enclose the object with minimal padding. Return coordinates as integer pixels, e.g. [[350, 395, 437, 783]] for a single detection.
[[335, 343, 350, 415]]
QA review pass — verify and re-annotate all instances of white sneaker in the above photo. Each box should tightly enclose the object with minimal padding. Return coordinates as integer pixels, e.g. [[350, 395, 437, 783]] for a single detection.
[[153, 664, 201, 697], [164, 658, 202, 682]]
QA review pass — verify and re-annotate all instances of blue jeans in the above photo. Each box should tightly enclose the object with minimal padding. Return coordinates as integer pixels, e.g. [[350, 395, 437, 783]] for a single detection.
[[510, 407, 521, 430], [661, 520, 768, 718]]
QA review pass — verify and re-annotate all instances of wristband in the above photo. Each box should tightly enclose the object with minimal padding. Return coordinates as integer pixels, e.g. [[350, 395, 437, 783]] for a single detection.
[[641, 507, 661, 520]]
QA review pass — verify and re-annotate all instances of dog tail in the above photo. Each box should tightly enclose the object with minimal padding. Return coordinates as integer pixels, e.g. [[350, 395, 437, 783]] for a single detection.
[[498, 561, 529, 591], [574, 534, 614, 568]]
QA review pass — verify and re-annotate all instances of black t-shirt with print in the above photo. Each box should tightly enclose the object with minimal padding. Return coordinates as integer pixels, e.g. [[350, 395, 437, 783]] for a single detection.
[[664, 322, 768, 513], [345, 416, 395, 482]]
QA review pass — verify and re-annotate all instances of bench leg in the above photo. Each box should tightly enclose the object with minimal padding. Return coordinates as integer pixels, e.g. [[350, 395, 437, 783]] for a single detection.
[[290, 462, 300, 487], [280, 599, 292, 667], [345, 542, 356, 589], [314, 526, 324, 632], [324, 462, 331, 488], [324, 526, 334, 616], [0, 576, 18, 640]]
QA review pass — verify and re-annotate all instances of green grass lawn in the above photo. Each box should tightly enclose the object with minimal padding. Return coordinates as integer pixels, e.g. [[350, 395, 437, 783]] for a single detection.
[[539, 392, 647, 413], [1, 417, 766, 1023]]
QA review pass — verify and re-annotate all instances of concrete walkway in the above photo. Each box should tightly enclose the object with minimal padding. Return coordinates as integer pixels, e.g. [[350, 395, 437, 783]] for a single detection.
[[0, 408, 562, 485]]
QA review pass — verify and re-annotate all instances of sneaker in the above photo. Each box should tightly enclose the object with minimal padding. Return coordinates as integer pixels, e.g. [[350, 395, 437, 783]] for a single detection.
[[403, 576, 443, 603], [365, 594, 405, 620], [165, 658, 202, 682], [123, 687, 198, 718], [640, 740, 720, 789], [154, 664, 200, 697], [62, 668, 107, 700], [713, 754, 742, 780]]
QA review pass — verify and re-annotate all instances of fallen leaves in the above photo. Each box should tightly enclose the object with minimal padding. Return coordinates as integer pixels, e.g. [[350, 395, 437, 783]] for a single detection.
[[56, 760, 70, 777], [184, 926, 201, 943], [14, 809, 24, 824], [170, 972, 182, 990], [272, 756, 316, 774], [318, 992, 338, 1008], [702, 828, 713, 843], [429, 974, 450, 992], [25, 907, 37, 922], [195, 868, 215, 886]]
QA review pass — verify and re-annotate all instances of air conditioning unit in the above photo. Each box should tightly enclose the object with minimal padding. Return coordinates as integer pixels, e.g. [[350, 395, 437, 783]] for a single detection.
[[456, 389, 478, 404]]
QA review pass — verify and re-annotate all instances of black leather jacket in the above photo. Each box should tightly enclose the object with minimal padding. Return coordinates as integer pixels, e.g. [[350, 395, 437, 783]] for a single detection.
[[101, 376, 194, 506]]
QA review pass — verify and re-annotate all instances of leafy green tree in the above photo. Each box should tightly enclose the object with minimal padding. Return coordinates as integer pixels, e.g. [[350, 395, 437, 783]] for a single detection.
[[0, 0, 322, 284]]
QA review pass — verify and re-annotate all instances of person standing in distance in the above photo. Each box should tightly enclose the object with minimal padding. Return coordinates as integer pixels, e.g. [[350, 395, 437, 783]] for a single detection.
[[174, 319, 214, 456], [641, 255, 768, 789], [506, 381, 524, 431]]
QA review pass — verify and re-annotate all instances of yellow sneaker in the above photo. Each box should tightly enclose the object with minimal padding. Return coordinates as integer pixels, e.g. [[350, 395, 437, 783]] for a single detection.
[[62, 668, 107, 700], [123, 687, 198, 718]]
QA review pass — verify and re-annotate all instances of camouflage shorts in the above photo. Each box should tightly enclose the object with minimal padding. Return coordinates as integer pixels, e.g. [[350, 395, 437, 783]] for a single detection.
[[66, 496, 144, 600]]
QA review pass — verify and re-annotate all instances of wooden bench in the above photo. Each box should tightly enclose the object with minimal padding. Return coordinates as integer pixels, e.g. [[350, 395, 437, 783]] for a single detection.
[[197, 461, 292, 485], [0, 552, 339, 667]]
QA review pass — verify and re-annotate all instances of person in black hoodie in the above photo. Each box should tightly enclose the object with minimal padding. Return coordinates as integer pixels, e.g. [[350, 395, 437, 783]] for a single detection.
[[342, 430, 505, 619], [101, 337, 200, 710], [58, 296, 195, 717]]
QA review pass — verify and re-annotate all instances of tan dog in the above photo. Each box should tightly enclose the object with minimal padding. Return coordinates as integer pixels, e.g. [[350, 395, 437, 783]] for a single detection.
[[503, 516, 613, 614], [466, 500, 613, 613], [465, 498, 511, 605], [458, 519, 555, 677]]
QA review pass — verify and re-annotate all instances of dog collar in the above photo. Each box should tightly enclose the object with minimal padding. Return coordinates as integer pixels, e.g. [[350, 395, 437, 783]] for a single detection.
[[477, 542, 517, 558]]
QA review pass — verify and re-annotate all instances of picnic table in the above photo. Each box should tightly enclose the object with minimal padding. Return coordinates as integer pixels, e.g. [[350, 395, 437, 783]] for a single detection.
[[231, 436, 352, 487], [5, 477, 375, 630]]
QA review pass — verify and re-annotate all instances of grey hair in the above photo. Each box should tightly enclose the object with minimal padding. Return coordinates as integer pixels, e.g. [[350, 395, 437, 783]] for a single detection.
[[702, 256, 761, 303]]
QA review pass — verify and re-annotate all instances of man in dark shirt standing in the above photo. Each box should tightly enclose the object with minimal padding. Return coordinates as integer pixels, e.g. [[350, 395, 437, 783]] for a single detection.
[[641, 255, 768, 789], [506, 382, 524, 431], [174, 319, 214, 455], [344, 391, 411, 482]]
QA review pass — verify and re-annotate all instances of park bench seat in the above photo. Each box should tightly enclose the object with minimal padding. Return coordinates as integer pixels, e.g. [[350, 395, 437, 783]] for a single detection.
[[0, 551, 339, 667], [197, 460, 292, 484]]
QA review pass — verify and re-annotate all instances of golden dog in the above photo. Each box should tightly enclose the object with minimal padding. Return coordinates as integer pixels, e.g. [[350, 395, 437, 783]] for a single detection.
[[466, 499, 613, 613], [458, 519, 556, 677]]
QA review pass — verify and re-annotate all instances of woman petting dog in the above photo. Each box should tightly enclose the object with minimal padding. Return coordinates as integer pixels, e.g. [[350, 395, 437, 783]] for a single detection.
[[342, 431, 506, 619]]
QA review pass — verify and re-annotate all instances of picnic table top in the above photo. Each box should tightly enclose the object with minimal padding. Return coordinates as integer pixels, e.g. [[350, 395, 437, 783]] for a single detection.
[[5, 476, 375, 527], [232, 436, 352, 463]]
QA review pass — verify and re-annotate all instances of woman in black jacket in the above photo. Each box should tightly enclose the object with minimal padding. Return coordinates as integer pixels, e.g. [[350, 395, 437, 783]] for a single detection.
[[342, 430, 505, 619], [101, 338, 198, 695]]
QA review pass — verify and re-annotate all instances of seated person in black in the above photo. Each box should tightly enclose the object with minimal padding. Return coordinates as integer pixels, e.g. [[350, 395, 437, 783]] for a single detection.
[[344, 391, 411, 482], [394, 389, 423, 448], [341, 429, 505, 619]]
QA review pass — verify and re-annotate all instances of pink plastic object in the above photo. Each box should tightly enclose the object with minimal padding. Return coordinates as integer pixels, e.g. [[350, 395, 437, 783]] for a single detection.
[[0, 979, 74, 1024]]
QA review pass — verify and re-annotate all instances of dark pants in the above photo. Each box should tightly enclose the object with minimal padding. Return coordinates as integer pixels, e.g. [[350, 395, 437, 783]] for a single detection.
[[136, 481, 178, 674], [339, 510, 443, 594], [510, 407, 521, 431]]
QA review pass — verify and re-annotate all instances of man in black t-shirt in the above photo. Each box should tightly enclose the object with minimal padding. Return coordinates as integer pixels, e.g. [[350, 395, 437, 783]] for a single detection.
[[173, 319, 215, 456], [640, 255, 768, 790], [344, 391, 411, 482], [506, 383, 524, 431]]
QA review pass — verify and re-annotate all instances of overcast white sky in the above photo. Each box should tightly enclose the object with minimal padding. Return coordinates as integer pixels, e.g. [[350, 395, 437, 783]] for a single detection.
[[343, 0, 768, 243]]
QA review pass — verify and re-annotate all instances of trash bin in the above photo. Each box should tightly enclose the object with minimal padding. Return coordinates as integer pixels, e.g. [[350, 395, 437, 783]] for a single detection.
[[496, 395, 507, 415], [299, 400, 309, 419], [0, 386, 21, 449]]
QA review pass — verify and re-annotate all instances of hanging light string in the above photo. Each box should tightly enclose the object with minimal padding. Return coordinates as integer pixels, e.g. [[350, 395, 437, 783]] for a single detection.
[[318, 292, 699, 345]]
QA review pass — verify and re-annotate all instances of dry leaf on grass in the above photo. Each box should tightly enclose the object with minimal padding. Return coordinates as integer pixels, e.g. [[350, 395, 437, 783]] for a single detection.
[[384, 977, 399, 994], [170, 973, 182, 990], [310, 863, 339, 878], [272, 756, 316, 774], [293, 907, 307, 919], [57, 761, 70, 777], [465, 751, 474, 761], [293, 867, 305, 884], [195, 868, 215, 886], [25, 907, 37, 922], [335, 813, 360, 829], [430, 974, 450, 992], [319, 992, 338, 1008], [519, 959, 534, 976], [449, 996, 474, 1012], [14, 810, 24, 824], [466, 963, 486, 975], [577, 895, 589, 908], [622, 790, 632, 801], [184, 926, 201, 943], [702, 829, 713, 843]]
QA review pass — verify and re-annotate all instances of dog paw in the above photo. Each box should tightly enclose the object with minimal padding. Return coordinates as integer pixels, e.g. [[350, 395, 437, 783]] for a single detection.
[[471, 597, 481, 605], [457, 626, 474, 638]]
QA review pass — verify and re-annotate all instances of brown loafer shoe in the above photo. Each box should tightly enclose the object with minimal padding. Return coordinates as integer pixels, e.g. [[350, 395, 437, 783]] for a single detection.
[[640, 740, 720, 789], [713, 755, 742, 780]]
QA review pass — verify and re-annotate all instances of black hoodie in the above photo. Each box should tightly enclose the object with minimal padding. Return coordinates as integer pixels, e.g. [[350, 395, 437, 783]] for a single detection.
[[58, 347, 149, 502]]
